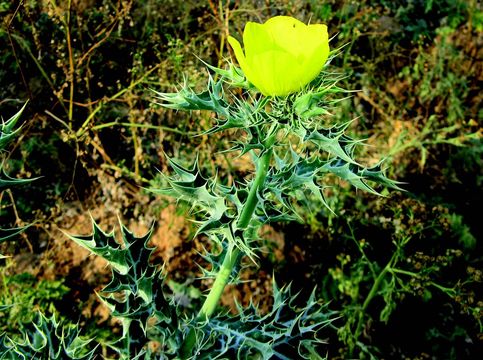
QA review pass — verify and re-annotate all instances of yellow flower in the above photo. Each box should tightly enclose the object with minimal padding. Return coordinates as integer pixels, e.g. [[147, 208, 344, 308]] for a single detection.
[[228, 16, 330, 97]]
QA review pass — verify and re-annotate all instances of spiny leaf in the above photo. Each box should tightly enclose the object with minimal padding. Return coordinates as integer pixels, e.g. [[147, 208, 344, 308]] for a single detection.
[[149, 158, 259, 259], [0, 226, 31, 258], [322, 158, 403, 195], [190, 281, 337, 359], [1, 313, 96, 360], [266, 150, 334, 215], [203, 92, 270, 136], [1, 103, 36, 193], [67, 220, 180, 358], [152, 75, 229, 117], [0, 102, 27, 151], [67, 221, 129, 275], [305, 123, 361, 165], [359, 162, 406, 191], [293, 84, 339, 119], [197, 59, 250, 89], [0, 168, 38, 191]]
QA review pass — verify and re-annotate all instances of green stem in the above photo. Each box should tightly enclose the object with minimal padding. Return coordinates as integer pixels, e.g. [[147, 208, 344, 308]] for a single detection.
[[200, 148, 272, 318], [198, 245, 242, 319], [390, 267, 420, 278], [391, 268, 458, 297], [179, 145, 274, 358], [352, 260, 393, 353]]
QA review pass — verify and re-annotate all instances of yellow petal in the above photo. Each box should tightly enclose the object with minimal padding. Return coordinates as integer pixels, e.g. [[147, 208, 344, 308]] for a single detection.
[[228, 35, 258, 85], [296, 24, 330, 89], [243, 21, 274, 59], [253, 50, 302, 96], [263, 16, 307, 57]]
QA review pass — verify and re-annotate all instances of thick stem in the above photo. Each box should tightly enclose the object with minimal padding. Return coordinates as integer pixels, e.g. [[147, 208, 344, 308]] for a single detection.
[[179, 147, 273, 358], [200, 147, 272, 318], [198, 245, 241, 319]]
